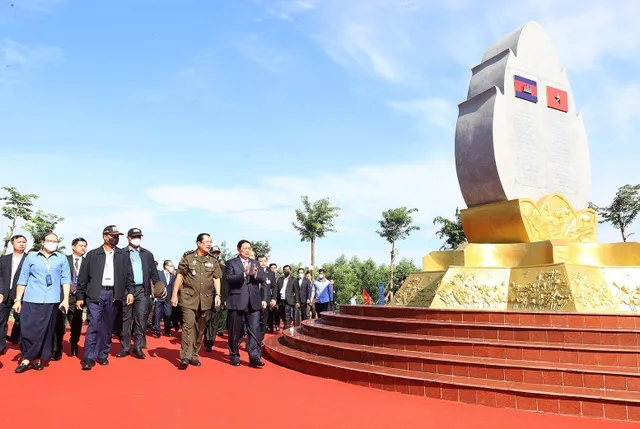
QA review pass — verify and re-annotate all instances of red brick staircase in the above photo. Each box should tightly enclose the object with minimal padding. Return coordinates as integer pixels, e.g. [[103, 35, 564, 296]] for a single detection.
[[263, 305, 640, 422]]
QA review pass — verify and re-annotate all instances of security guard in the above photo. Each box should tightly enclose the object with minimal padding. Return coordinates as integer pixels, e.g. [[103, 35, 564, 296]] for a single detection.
[[170, 233, 221, 370], [204, 246, 227, 352]]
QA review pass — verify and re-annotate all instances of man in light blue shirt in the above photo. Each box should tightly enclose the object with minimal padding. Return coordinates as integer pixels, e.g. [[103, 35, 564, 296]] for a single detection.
[[12, 232, 71, 373], [311, 268, 333, 316]]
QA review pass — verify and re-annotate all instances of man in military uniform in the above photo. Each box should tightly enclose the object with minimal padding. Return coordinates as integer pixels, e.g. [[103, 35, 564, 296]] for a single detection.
[[203, 247, 228, 351], [170, 233, 221, 369]]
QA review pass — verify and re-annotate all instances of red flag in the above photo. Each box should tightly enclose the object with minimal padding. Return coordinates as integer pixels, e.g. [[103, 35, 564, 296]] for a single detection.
[[546, 86, 568, 112], [362, 290, 373, 305]]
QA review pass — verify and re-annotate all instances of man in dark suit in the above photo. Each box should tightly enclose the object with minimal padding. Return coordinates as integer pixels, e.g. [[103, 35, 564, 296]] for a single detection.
[[52, 237, 88, 359], [275, 265, 298, 329], [0, 234, 28, 353], [257, 255, 276, 344], [225, 239, 266, 367], [76, 225, 134, 371], [295, 267, 312, 323], [118, 228, 160, 359], [153, 259, 175, 337]]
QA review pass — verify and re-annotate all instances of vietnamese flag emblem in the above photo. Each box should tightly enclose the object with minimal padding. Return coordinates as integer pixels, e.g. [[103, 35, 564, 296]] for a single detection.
[[546, 86, 568, 112]]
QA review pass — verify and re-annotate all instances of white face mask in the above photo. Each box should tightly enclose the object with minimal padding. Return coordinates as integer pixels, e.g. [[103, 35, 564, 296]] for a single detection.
[[319, 274, 324, 279], [299, 273, 304, 279], [130, 238, 142, 247], [44, 242, 58, 252]]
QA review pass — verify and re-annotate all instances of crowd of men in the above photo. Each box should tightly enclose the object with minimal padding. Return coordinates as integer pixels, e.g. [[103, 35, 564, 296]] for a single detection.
[[0, 225, 335, 373]]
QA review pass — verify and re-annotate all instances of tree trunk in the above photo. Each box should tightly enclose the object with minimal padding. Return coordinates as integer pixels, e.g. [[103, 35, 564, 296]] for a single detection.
[[621, 226, 627, 242], [310, 237, 316, 278], [389, 242, 396, 290], [1, 219, 17, 256]]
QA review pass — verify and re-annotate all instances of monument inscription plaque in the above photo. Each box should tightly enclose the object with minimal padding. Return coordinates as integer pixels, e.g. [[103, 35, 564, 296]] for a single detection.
[[455, 21, 590, 209]]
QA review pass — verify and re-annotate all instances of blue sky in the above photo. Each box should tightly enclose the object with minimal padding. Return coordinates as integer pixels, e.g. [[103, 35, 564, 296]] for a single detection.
[[1, 0, 639, 268]]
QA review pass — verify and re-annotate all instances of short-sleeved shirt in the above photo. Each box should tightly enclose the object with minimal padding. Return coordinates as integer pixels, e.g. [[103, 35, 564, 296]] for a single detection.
[[18, 251, 72, 304]]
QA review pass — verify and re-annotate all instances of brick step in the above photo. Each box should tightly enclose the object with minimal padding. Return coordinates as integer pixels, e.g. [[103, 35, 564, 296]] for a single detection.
[[264, 335, 640, 421], [321, 312, 640, 347], [339, 305, 640, 329], [301, 320, 640, 368], [285, 327, 640, 391]]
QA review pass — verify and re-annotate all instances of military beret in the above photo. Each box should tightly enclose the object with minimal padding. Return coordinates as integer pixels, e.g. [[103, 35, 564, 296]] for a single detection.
[[153, 280, 167, 298]]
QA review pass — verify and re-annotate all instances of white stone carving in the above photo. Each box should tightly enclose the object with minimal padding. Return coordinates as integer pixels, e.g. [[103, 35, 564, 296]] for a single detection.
[[455, 21, 590, 209]]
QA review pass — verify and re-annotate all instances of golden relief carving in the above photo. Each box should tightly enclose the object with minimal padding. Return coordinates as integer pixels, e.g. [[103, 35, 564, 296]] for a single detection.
[[570, 273, 617, 311], [436, 272, 506, 309], [612, 283, 640, 311], [461, 192, 597, 244], [508, 269, 572, 311], [391, 273, 443, 307]]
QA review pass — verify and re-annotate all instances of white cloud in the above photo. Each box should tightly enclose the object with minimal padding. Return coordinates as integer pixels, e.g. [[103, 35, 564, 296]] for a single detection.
[[0, 39, 62, 85], [234, 34, 291, 73], [387, 97, 457, 130]]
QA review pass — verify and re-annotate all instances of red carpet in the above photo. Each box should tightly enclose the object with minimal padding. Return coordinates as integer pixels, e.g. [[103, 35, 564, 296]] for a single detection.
[[0, 327, 635, 429]]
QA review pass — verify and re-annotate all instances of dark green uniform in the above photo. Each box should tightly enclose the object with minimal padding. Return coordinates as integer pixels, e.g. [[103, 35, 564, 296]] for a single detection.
[[177, 250, 221, 361]]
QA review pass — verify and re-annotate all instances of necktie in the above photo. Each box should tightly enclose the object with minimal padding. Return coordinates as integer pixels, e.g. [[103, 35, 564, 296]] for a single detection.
[[242, 259, 249, 275], [72, 258, 79, 294]]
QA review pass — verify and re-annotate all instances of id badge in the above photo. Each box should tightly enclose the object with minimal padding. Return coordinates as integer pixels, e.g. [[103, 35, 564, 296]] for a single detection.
[[74, 275, 78, 285], [45, 274, 53, 286]]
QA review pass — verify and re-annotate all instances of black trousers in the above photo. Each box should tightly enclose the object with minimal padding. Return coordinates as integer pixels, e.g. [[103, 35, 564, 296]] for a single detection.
[[267, 306, 279, 331], [171, 305, 182, 331], [277, 301, 295, 329], [259, 308, 269, 343], [315, 301, 330, 316], [52, 301, 83, 355], [228, 309, 261, 364], [300, 303, 308, 322], [121, 287, 150, 352], [0, 298, 19, 350], [112, 300, 123, 337], [204, 305, 223, 348]]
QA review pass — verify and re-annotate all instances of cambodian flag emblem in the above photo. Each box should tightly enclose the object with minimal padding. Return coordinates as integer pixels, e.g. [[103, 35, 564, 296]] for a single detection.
[[513, 75, 538, 103]]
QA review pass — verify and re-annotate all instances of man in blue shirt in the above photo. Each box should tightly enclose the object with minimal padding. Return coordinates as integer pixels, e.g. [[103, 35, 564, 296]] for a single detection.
[[12, 232, 71, 373], [311, 268, 333, 316]]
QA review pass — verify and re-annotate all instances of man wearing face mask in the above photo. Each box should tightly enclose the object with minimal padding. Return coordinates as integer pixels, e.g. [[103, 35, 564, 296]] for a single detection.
[[295, 267, 312, 323], [0, 234, 28, 354], [118, 228, 160, 359], [256, 255, 276, 345], [311, 268, 333, 317], [275, 265, 297, 330], [76, 225, 134, 371]]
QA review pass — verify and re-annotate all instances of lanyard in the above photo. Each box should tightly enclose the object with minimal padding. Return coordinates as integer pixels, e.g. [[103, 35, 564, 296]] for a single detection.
[[41, 254, 53, 273]]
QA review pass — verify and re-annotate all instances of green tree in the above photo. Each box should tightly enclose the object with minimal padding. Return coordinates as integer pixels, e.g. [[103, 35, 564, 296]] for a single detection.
[[377, 207, 420, 291], [0, 186, 38, 255], [433, 208, 467, 250], [215, 240, 235, 261], [589, 184, 640, 242], [251, 240, 272, 259], [322, 255, 358, 304], [292, 196, 340, 277], [24, 210, 65, 252], [393, 257, 419, 284]]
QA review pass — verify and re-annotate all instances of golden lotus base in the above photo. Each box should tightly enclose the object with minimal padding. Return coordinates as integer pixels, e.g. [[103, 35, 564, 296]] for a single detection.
[[392, 242, 640, 313]]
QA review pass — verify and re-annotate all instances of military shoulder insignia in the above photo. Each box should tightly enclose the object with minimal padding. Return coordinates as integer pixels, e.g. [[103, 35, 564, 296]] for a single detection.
[[183, 250, 196, 257]]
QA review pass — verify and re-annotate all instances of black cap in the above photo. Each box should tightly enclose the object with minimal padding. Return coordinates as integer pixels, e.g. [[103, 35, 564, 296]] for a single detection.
[[127, 228, 143, 237], [103, 225, 124, 235]]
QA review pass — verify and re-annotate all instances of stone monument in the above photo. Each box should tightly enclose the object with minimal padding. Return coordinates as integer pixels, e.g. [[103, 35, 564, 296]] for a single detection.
[[391, 21, 640, 313]]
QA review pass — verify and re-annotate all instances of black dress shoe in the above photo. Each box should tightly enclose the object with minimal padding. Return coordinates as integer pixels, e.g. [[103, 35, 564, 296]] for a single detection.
[[229, 361, 240, 367], [81, 359, 95, 371], [178, 359, 189, 370], [52, 352, 62, 361], [7, 337, 18, 344], [71, 346, 78, 357], [97, 357, 109, 366], [15, 361, 31, 373], [116, 350, 129, 358], [33, 361, 44, 371], [133, 348, 146, 359], [153, 333, 160, 339], [205, 346, 212, 352], [189, 359, 201, 367], [249, 360, 265, 368]]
